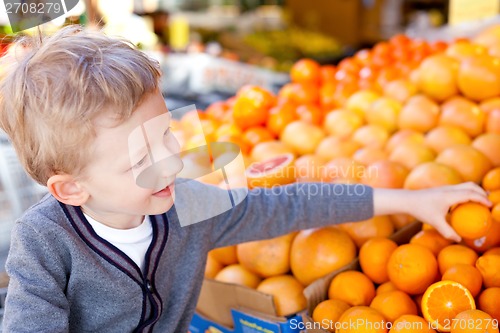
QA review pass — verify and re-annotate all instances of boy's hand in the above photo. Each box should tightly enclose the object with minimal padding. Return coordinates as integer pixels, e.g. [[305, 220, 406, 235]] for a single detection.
[[405, 182, 492, 242]]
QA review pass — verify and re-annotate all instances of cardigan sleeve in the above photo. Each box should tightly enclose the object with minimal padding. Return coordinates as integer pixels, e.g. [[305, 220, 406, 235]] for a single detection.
[[3, 221, 70, 333], [172, 180, 374, 249]]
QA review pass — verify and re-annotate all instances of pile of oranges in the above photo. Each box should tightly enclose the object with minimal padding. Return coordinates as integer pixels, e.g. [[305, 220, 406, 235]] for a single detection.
[[173, 25, 500, 331]]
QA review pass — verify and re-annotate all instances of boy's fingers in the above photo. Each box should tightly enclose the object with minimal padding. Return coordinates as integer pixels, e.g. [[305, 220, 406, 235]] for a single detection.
[[455, 190, 493, 207], [434, 219, 461, 243]]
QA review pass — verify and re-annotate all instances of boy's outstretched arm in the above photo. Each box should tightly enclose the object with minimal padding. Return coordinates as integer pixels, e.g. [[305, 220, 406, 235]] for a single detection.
[[373, 182, 492, 242], [184, 180, 491, 250]]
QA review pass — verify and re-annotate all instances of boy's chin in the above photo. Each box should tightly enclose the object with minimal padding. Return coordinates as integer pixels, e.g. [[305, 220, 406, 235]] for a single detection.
[[147, 199, 175, 216]]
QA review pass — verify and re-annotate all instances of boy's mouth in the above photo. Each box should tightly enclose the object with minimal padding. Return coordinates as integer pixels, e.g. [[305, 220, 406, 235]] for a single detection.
[[153, 183, 174, 197]]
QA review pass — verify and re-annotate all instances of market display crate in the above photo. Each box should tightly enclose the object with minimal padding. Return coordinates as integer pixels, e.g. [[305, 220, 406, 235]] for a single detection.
[[300, 221, 423, 332], [189, 278, 304, 333]]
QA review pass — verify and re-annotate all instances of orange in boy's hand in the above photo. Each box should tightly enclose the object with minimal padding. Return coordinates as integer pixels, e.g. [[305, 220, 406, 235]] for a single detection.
[[450, 202, 492, 239]]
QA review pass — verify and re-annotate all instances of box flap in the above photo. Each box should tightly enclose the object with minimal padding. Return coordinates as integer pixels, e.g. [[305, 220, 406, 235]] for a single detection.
[[197, 278, 277, 327]]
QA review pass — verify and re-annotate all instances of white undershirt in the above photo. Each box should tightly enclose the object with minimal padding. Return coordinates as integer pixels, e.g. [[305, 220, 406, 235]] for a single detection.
[[84, 213, 153, 272]]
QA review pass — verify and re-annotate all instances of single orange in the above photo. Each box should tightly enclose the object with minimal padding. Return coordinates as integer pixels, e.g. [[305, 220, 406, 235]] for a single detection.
[[232, 86, 275, 129], [457, 54, 500, 102], [410, 229, 454, 256], [389, 142, 436, 170], [329, 270, 376, 306], [389, 315, 437, 333], [256, 275, 306, 317], [451, 309, 499, 333], [463, 219, 500, 253], [450, 202, 493, 239], [216, 134, 251, 155], [345, 90, 381, 118], [353, 147, 388, 166], [214, 123, 243, 141], [320, 157, 365, 184], [320, 65, 337, 84], [236, 233, 296, 277], [483, 167, 500, 191], [383, 79, 418, 103], [415, 54, 459, 102], [293, 154, 326, 183], [365, 97, 402, 133], [323, 109, 364, 139], [385, 129, 425, 154], [352, 124, 390, 149], [438, 245, 479, 275], [404, 162, 463, 190], [266, 102, 298, 136], [377, 281, 399, 295], [387, 244, 439, 295], [370, 290, 418, 323], [478, 287, 500, 321], [472, 133, 500, 167], [493, 204, 500, 223], [476, 254, 500, 288], [250, 141, 295, 162], [439, 96, 486, 138], [398, 95, 440, 133], [337, 306, 388, 333], [486, 109, 500, 134], [312, 299, 351, 332], [290, 58, 321, 84], [421, 281, 476, 332], [360, 160, 409, 189], [290, 227, 357, 286], [316, 136, 361, 161], [441, 264, 483, 298], [490, 191, 500, 205], [295, 103, 323, 126], [424, 126, 472, 154], [209, 245, 238, 265], [289, 82, 320, 105], [205, 101, 230, 122], [484, 247, 500, 256], [242, 126, 274, 148], [360, 237, 398, 284], [205, 252, 224, 279], [280, 121, 325, 155], [214, 264, 262, 288], [436, 144, 492, 183], [339, 216, 395, 248]]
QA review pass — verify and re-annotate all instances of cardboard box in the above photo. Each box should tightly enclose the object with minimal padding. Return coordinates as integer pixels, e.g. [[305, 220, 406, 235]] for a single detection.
[[190, 278, 304, 333], [300, 221, 423, 332]]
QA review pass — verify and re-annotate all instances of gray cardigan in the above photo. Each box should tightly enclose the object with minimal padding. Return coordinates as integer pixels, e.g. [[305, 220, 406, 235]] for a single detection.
[[3, 181, 373, 332]]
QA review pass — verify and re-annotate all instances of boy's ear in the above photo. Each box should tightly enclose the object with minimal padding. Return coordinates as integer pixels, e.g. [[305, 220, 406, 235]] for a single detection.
[[47, 174, 89, 206]]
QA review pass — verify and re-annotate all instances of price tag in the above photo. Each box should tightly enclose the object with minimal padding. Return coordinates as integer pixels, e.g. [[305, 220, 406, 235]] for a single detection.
[[449, 0, 500, 25]]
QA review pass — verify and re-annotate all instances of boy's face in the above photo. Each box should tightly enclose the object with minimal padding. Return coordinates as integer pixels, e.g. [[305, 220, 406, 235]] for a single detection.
[[79, 91, 183, 228]]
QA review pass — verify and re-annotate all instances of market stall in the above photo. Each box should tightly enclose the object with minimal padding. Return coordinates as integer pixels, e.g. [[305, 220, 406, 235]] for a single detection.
[[0, 0, 499, 332]]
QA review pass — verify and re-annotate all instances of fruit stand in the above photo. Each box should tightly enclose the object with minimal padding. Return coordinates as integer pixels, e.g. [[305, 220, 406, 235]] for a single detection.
[[182, 22, 500, 333], [1, 1, 500, 332]]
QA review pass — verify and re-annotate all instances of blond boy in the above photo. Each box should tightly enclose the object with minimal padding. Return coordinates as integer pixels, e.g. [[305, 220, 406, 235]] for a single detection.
[[0, 26, 490, 332]]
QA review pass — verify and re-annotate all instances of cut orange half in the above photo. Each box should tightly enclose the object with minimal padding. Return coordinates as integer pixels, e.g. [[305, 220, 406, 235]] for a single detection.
[[245, 153, 296, 188], [421, 281, 476, 332]]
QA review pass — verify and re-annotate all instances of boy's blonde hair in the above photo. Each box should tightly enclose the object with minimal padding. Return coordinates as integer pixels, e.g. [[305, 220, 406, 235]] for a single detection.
[[0, 25, 162, 185]]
